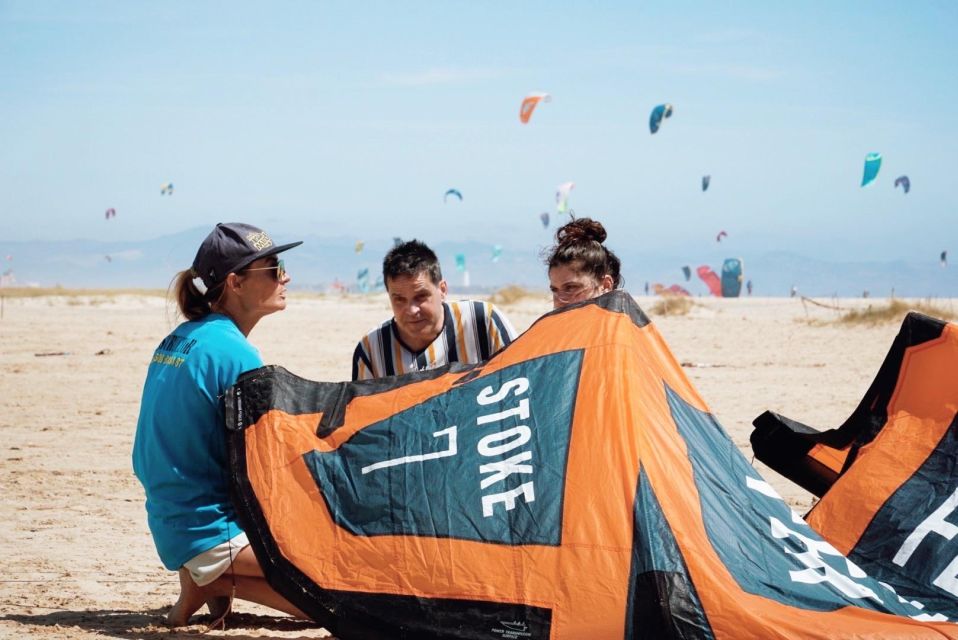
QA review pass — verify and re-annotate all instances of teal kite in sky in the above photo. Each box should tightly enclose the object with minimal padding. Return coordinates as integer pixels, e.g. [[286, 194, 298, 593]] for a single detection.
[[356, 267, 370, 293], [444, 188, 463, 202], [861, 153, 882, 187], [649, 103, 673, 134]]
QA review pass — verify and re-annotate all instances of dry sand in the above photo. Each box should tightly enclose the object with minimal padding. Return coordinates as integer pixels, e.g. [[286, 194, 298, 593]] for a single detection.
[[1, 291, 949, 639]]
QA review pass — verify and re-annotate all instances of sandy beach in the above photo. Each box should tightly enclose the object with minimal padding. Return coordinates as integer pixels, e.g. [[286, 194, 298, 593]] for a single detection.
[[0, 290, 950, 639]]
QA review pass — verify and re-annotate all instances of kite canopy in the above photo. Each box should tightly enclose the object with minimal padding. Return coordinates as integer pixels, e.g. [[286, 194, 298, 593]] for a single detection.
[[356, 267, 369, 293], [752, 311, 958, 620], [942, 251, 948, 267], [649, 103, 673, 134], [720, 258, 744, 297], [519, 92, 551, 124], [354, 241, 364, 254], [697, 265, 722, 296], [861, 153, 882, 187], [444, 188, 463, 203], [539, 212, 550, 229], [681, 265, 691, 281], [104, 208, 116, 220], [716, 230, 728, 243], [556, 182, 575, 214], [895, 175, 911, 194], [653, 283, 691, 296], [160, 182, 174, 195], [226, 292, 957, 638], [702, 175, 711, 192]]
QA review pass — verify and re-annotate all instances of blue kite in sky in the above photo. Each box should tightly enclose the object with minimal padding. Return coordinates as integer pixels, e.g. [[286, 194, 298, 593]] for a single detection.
[[649, 103, 673, 134], [861, 153, 882, 187]]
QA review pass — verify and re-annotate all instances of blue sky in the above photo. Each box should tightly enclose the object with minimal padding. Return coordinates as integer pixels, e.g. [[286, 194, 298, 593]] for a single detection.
[[2, 1, 956, 264]]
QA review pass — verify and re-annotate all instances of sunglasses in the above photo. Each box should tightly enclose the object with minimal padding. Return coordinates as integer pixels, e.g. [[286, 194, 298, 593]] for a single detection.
[[243, 259, 286, 281]]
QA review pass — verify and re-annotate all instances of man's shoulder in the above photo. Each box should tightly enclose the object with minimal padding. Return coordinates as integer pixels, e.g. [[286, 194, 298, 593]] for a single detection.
[[354, 317, 394, 349], [448, 299, 508, 317], [448, 299, 491, 311]]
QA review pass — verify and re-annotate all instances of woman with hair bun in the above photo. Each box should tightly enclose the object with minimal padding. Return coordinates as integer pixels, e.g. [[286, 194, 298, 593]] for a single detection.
[[545, 217, 622, 309]]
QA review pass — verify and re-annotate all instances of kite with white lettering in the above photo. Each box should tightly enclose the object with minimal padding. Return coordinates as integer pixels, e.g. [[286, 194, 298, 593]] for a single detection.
[[226, 293, 958, 638], [753, 311, 958, 620]]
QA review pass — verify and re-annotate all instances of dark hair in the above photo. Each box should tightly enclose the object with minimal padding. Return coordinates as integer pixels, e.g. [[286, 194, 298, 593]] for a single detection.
[[545, 217, 622, 289], [172, 269, 227, 321], [383, 239, 443, 285]]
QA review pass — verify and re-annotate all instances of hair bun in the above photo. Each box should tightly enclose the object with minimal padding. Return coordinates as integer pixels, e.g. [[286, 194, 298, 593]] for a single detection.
[[556, 218, 607, 245]]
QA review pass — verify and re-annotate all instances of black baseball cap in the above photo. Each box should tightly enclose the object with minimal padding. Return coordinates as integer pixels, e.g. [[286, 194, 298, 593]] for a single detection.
[[192, 222, 302, 290]]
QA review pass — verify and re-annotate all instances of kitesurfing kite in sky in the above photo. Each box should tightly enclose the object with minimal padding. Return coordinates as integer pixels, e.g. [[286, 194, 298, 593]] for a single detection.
[[444, 188, 463, 203], [539, 212, 550, 229], [354, 241, 364, 254], [861, 153, 882, 187], [895, 175, 911, 194], [556, 182, 574, 215], [519, 93, 550, 124], [105, 208, 116, 220], [649, 103, 673, 134], [356, 267, 369, 293], [160, 182, 174, 195], [716, 230, 728, 242], [702, 175, 711, 192], [226, 292, 958, 638]]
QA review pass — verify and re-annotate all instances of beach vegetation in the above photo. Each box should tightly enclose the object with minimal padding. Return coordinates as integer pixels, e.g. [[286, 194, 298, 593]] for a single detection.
[[838, 299, 956, 325], [489, 285, 538, 306], [648, 294, 694, 316], [0, 286, 165, 299]]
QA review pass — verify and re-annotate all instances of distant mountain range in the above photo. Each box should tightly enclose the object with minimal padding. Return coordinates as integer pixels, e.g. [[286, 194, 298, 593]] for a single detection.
[[1, 227, 954, 298]]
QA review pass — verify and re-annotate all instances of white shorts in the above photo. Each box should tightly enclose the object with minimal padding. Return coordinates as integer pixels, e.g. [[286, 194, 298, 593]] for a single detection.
[[182, 532, 250, 587]]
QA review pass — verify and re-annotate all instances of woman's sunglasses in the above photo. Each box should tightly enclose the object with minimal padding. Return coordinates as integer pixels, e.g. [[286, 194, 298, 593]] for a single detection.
[[243, 259, 286, 281]]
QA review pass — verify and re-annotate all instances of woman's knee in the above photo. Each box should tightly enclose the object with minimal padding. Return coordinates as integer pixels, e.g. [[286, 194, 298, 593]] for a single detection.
[[224, 544, 267, 578]]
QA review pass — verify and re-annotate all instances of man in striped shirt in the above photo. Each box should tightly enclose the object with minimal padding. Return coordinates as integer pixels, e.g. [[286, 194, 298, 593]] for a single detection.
[[351, 240, 518, 381]]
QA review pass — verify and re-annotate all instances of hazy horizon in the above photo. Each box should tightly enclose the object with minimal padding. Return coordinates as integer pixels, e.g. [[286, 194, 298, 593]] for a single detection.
[[2, 225, 954, 298]]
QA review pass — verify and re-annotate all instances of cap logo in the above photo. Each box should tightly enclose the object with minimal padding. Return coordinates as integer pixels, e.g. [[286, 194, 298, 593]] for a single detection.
[[246, 231, 274, 251]]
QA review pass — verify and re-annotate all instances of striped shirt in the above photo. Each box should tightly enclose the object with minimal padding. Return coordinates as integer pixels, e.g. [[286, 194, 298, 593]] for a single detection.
[[351, 300, 518, 381]]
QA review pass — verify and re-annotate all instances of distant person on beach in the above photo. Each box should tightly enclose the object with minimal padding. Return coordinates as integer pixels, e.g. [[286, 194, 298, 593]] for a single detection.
[[545, 217, 622, 309], [351, 239, 517, 380], [132, 222, 307, 627]]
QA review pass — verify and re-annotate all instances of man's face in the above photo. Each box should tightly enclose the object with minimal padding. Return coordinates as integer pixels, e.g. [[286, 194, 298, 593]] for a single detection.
[[386, 270, 447, 350]]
